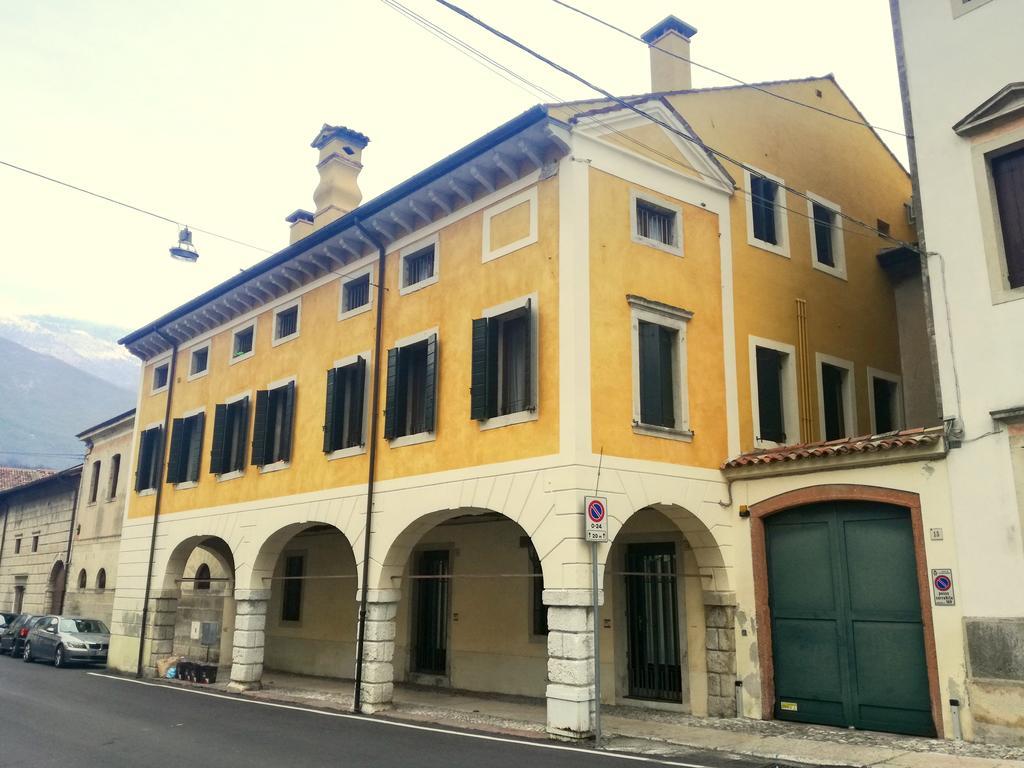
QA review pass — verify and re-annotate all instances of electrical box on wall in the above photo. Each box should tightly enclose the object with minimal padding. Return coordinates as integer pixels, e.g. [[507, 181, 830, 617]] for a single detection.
[[200, 622, 220, 646], [190, 621, 201, 640]]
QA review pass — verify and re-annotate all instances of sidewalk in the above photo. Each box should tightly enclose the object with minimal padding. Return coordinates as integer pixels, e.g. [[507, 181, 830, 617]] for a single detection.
[[205, 671, 1024, 767]]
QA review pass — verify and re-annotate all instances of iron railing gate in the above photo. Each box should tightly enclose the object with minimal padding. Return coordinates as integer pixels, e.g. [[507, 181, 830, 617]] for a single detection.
[[625, 543, 682, 701], [413, 550, 450, 675]]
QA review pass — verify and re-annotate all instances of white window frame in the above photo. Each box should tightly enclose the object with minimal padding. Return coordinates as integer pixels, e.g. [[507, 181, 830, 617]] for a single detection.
[[867, 367, 904, 434], [388, 326, 439, 449], [806, 192, 847, 280], [229, 319, 257, 365], [479, 294, 539, 431], [815, 353, 857, 442], [259, 375, 297, 474], [271, 299, 301, 347], [338, 264, 375, 321], [187, 341, 211, 382], [137, 420, 164, 496], [482, 187, 539, 263], [150, 358, 170, 395], [174, 405, 206, 490], [399, 234, 440, 296], [971, 128, 1024, 304], [630, 189, 683, 257], [327, 350, 372, 460], [744, 166, 790, 258], [629, 295, 693, 442], [952, 0, 997, 18], [217, 389, 252, 482], [749, 336, 800, 449]]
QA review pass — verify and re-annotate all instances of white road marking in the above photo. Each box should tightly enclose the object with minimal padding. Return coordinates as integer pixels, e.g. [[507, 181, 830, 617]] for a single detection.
[[86, 672, 715, 767]]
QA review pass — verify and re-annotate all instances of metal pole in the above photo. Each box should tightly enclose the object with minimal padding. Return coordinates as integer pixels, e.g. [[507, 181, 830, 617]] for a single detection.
[[591, 539, 601, 746]]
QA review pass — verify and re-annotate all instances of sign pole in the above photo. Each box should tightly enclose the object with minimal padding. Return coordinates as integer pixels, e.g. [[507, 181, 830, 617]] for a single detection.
[[592, 538, 601, 746]]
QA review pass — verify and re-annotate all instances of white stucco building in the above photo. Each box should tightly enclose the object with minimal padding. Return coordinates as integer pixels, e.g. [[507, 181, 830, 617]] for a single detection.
[[891, 0, 1024, 743]]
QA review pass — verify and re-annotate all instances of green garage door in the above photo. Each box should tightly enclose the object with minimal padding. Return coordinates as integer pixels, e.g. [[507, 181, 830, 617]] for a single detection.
[[765, 502, 934, 737]]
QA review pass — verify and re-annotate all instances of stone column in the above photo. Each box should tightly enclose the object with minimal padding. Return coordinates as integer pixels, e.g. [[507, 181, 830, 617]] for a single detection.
[[704, 601, 737, 717], [545, 589, 598, 740], [144, 592, 179, 677], [356, 589, 400, 713], [228, 589, 270, 691]]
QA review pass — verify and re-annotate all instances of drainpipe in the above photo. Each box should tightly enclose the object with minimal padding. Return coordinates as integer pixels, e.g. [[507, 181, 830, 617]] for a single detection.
[[0, 503, 8, 576], [59, 468, 83, 615], [135, 329, 179, 678], [352, 219, 387, 713]]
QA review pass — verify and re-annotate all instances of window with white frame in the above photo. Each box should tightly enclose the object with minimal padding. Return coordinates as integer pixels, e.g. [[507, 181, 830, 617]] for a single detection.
[[341, 273, 371, 315], [87, 461, 101, 504], [210, 395, 249, 476], [631, 191, 683, 256], [745, 168, 789, 257], [231, 322, 256, 363], [134, 425, 163, 492], [471, 297, 536, 424], [107, 454, 121, 500], [808, 195, 846, 278], [629, 295, 692, 439], [252, 380, 296, 467], [991, 145, 1024, 290], [817, 355, 856, 441], [273, 302, 300, 345], [384, 332, 438, 441], [399, 236, 439, 294], [152, 361, 170, 393], [189, 344, 209, 378], [323, 355, 368, 454], [166, 410, 205, 485], [750, 338, 799, 447], [868, 369, 903, 434]]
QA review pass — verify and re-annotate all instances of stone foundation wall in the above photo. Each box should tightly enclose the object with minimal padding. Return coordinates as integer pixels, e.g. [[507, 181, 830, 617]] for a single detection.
[[705, 604, 736, 717]]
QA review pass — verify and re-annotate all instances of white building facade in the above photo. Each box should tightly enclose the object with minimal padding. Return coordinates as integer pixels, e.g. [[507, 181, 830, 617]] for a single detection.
[[892, 0, 1024, 744]]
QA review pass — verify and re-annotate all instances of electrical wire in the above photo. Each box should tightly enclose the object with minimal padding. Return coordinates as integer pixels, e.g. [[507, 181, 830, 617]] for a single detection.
[[425, 0, 915, 248], [0, 158, 274, 254], [548, 0, 909, 138]]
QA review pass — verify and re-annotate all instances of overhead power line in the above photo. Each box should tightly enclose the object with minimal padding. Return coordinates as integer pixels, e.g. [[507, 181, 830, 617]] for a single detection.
[[0, 158, 274, 254], [433, 0, 914, 249], [549, 0, 909, 139]]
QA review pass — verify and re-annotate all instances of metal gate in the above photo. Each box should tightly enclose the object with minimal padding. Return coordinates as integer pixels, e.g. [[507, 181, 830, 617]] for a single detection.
[[413, 550, 450, 675], [766, 502, 934, 736], [625, 543, 682, 701]]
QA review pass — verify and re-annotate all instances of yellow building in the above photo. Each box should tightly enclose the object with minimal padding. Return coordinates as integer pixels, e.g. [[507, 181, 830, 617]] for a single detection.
[[108, 17, 945, 740]]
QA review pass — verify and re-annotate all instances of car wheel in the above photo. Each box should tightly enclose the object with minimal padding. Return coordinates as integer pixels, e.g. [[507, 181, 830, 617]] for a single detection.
[[22, 642, 32, 663], [53, 645, 65, 668]]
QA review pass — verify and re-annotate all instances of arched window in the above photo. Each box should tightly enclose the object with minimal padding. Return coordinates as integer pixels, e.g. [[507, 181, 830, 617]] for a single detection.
[[96, 569, 107, 591], [77, 569, 87, 589], [195, 563, 211, 590]]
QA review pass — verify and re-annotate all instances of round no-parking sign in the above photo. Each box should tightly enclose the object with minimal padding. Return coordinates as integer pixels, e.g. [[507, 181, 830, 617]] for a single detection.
[[584, 496, 608, 542], [931, 568, 955, 606]]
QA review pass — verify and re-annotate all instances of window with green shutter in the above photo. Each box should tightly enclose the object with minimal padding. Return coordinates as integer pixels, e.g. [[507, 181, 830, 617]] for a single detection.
[[638, 320, 676, 429], [210, 398, 249, 475], [252, 382, 296, 466], [812, 203, 836, 267], [470, 301, 533, 421], [756, 346, 787, 444], [167, 412, 205, 485], [384, 334, 438, 439], [751, 175, 779, 245], [135, 426, 163, 492], [323, 357, 366, 453]]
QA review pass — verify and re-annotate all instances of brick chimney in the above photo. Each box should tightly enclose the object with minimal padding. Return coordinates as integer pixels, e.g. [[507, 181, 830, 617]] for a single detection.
[[641, 16, 698, 93], [288, 124, 370, 243]]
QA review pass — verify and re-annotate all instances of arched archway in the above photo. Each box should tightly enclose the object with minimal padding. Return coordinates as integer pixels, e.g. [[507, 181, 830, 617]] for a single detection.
[[78, 569, 88, 590], [96, 569, 107, 591], [600, 503, 734, 717], [46, 560, 66, 614]]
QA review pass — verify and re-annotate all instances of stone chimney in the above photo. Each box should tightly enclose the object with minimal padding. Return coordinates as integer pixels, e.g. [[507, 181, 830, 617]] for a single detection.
[[288, 124, 370, 243], [641, 15, 698, 93]]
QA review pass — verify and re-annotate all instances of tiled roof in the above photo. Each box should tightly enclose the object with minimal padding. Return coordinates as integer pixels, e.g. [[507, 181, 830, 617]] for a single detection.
[[0, 466, 56, 492], [722, 426, 945, 470]]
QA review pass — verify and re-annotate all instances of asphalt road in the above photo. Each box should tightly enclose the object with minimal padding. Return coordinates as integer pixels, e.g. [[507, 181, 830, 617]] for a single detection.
[[0, 656, 792, 768]]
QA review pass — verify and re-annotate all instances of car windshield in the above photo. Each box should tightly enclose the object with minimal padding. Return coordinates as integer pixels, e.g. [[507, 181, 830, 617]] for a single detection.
[[60, 619, 109, 634]]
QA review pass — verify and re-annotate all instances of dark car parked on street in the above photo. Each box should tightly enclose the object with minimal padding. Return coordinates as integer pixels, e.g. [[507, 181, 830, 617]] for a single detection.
[[1, 612, 16, 626], [23, 616, 110, 667], [0, 615, 44, 657]]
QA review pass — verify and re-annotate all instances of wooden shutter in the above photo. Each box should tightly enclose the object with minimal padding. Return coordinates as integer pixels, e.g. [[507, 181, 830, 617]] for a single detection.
[[657, 325, 675, 427], [424, 334, 438, 433], [756, 347, 786, 443], [347, 357, 366, 448], [279, 381, 296, 462], [251, 389, 270, 466], [187, 413, 205, 482], [813, 204, 834, 267], [638, 321, 666, 427], [383, 347, 400, 440], [523, 299, 535, 411], [210, 404, 228, 474], [323, 367, 339, 453], [165, 418, 186, 484], [135, 429, 153, 491], [993, 149, 1024, 289], [470, 318, 489, 420]]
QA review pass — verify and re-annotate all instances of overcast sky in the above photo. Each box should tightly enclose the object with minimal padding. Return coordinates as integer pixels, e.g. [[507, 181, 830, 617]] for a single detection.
[[0, 1, 906, 332]]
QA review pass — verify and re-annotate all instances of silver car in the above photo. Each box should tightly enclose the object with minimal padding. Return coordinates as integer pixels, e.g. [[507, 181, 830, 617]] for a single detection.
[[23, 616, 110, 667]]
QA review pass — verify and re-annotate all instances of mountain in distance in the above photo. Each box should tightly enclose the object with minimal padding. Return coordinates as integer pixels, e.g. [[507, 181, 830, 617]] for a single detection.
[[0, 314, 140, 390], [0, 334, 137, 470]]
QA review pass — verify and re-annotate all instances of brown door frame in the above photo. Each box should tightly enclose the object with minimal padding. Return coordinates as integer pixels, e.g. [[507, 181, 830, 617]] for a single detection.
[[749, 484, 943, 737]]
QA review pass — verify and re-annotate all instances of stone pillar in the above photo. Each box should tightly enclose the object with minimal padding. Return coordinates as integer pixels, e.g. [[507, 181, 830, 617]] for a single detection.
[[228, 589, 270, 691], [356, 589, 400, 713], [545, 589, 598, 740], [704, 602, 737, 717], [144, 593, 179, 677]]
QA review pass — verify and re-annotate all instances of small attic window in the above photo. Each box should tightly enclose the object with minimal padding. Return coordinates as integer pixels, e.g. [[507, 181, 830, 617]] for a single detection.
[[343, 146, 354, 156]]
